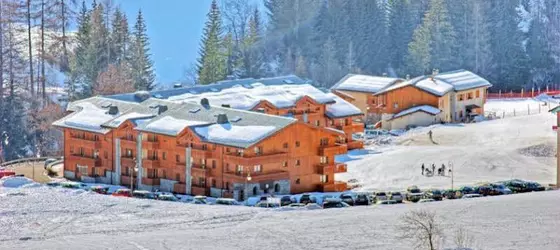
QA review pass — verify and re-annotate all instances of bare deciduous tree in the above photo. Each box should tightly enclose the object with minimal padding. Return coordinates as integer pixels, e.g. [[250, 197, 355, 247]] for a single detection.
[[398, 210, 444, 250], [454, 227, 475, 250], [94, 63, 135, 95]]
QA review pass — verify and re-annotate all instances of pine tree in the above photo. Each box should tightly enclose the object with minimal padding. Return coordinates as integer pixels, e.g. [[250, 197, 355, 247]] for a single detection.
[[314, 37, 343, 87], [526, 1, 555, 86], [130, 9, 155, 90], [111, 7, 129, 65], [354, 0, 388, 75], [239, 7, 264, 78], [407, 0, 457, 75], [83, 3, 109, 96], [67, 1, 90, 100], [387, 0, 417, 75], [197, 0, 227, 84]]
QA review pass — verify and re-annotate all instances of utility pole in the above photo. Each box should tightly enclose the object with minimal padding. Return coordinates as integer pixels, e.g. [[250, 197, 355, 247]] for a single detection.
[[449, 161, 454, 190]]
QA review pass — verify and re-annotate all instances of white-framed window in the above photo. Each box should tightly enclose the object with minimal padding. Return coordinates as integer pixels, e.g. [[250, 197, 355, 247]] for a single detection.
[[320, 174, 328, 183], [393, 102, 398, 109], [315, 120, 320, 126], [254, 146, 262, 155], [201, 158, 206, 167], [320, 156, 328, 164], [282, 161, 288, 167], [237, 149, 244, 156], [94, 150, 99, 159], [77, 165, 88, 176], [236, 165, 243, 174], [295, 159, 300, 166], [254, 165, 262, 173]]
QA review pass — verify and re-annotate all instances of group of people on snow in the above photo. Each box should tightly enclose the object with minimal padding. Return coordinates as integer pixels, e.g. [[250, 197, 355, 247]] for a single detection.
[[421, 163, 451, 177]]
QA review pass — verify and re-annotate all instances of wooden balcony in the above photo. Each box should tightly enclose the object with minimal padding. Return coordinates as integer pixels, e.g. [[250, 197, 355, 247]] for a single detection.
[[334, 163, 347, 173], [223, 170, 290, 183], [223, 152, 288, 166], [68, 137, 102, 149], [191, 185, 206, 196], [175, 145, 216, 158], [142, 159, 160, 168], [336, 122, 365, 134], [173, 183, 186, 194], [347, 140, 364, 150], [319, 144, 348, 156], [121, 175, 136, 187], [316, 164, 334, 175], [142, 177, 160, 186], [69, 154, 102, 167], [120, 138, 136, 149], [175, 163, 209, 175], [142, 140, 159, 150], [321, 181, 348, 192], [121, 157, 135, 167]]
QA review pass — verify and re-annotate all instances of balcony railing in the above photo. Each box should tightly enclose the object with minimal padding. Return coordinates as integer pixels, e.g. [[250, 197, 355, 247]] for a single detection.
[[223, 170, 290, 183], [319, 143, 348, 156], [142, 140, 159, 149], [175, 163, 209, 175], [120, 138, 136, 148], [175, 145, 216, 158], [347, 140, 364, 150], [142, 158, 160, 168], [68, 137, 102, 148], [334, 163, 347, 173], [336, 123, 364, 134], [69, 154, 102, 167], [321, 181, 348, 192], [142, 177, 160, 186], [223, 152, 288, 166], [316, 164, 334, 175], [121, 156, 135, 166]]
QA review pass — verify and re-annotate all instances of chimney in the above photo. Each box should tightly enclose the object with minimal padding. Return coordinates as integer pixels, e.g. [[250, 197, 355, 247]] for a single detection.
[[108, 106, 119, 115], [406, 74, 410, 80], [200, 98, 209, 106], [221, 104, 231, 108], [157, 105, 168, 115], [217, 113, 229, 124], [173, 83, 182, 89]]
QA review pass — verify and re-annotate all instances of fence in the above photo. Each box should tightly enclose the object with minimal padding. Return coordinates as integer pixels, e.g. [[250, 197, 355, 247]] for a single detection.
[[485, 101, 555, 120], [487, 89, 560, 99]]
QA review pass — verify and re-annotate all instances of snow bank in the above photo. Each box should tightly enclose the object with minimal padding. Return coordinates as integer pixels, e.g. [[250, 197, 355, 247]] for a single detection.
[[0, 176, 37, 188]]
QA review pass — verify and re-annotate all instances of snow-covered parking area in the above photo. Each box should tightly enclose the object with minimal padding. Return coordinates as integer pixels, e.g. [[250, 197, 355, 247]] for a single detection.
[[1, 185, 560, 250]]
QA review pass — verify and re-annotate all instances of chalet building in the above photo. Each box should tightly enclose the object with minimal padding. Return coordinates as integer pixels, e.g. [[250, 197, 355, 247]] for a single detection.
[[108, 75, 364, 150], [54, 76, 363, 200], [332, 70, 492, 130]]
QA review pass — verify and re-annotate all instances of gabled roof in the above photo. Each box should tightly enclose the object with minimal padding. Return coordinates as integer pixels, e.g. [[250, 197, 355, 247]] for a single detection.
[[325, 93, 363, 118], [331, 74, 403, 93], [390, 105, 441, 120], [435, 69, 492, 91]]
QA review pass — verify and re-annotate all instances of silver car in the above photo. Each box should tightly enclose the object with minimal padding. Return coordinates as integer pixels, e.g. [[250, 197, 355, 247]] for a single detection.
[[388, 191, 404, 203], [373, 192, 388, 202]]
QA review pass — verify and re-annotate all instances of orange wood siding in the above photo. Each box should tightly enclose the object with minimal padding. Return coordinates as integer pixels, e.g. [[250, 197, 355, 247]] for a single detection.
[[375, 85, 440, 114]]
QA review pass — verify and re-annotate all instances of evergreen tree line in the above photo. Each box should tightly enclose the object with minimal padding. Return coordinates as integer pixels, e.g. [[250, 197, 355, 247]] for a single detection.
[[196, 0, 560, 90]]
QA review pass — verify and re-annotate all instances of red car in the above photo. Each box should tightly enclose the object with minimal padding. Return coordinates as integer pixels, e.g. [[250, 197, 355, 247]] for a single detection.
[[0, 170, 16, 178], [112, 189, 132, 197]]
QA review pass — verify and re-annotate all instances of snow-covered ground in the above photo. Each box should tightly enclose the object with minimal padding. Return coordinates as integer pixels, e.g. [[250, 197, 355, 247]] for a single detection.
[[484, 96, 559, 115], [1, 184, 559, 250], [337, 99, 557, 191]]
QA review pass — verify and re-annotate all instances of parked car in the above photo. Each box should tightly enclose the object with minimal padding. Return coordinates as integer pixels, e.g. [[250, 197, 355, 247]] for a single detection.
[[502, 180, 530, 193], [364, 129, 389, 139], [490, 183, 512, 195], [406, 186, 423, 202], [43, 158, 58, 169], [305, 203, 323, 210], [462, 193, 482, 199], [388, 191, 404, 203], [423, 189, 443, 201], [299, 194, 316, 204], [46, 181, 61, 187], [373, 192, 388, 203], [474, 183, 499, 196], [132, 190, 157, 199], [192, 195, 208, 204], [526, 181, 545, 192], [112, 189, 132, 197], [376, 200, 397, 205], [280, 196, 292, 206], [90, 186, 109, 195], [214, 198, 240, 205], [157, 194, 178, 202], [354, 194, 370, 206], [61, 182, 87, 189], [339, 193, 355, 206], [255, 201, 280, 208], [289, 203, 306, 208], [443, 189, 460, 199], [322, 198, 350, 209], [458, 186, 476, 196], [418, 198, 435, 203]]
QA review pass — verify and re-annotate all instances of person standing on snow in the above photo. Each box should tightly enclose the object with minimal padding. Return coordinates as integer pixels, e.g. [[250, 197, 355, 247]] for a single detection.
[[421, 164, 425, 175], [441, 164, 446, 176], [432, 164, 435, 174]]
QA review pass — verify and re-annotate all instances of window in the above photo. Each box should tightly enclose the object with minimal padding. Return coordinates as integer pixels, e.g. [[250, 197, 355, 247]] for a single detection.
[[77, 165, 88, 176], [126, 132, 133, 141], [225, 181, 230, 190], [226, 163, 230, 172], [236, 165, 243, 174], [94, 150, 99, 159], [175, 173, 181, 182], [79, 147, 84, 156], [94, 167, 102, 176], [161, 169, 167, 179], [315, 120, 320, 126], [211, 179, 216, 188], [94, 135, 99, 141], [162, 152, 167, 160], [198, 177, 205, 187], [237, 149, 244, 156], [176, 154, 180, 163], [150, 151, 157, 160], [148, 134, 158, 142], [70, 146, 74, 153], [329, 120, 334, 126], [295, 159, 300, 166], [459, 110, 463, 118], [467, 92, 473, 100], [320, 156, 328, 164], [320, 175, 329, 183], [254, 165, 262, 173], [393, 102, 399, 109], [283, 143, 288, 149], [147, 169, 157, 178], [212, 160, 216, 169], [226, 148, 230, 153], [295, 141, 300, 147], [201, 158, 206, 167], [295, 178, 300, 184], [458, 94, 464, 101], [254, 146, 262, 155], [476, 90, 480, 98], [104, 151, 108, 159], [320, 138, 328, 146], [202, 144, 208, 150], [282, 161, 288, 167]]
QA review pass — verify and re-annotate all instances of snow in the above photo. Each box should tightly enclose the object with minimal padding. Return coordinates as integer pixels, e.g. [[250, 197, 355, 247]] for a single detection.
[[391, 105, 441, 120], [1, 185, 559, 249], [194, 123, 277, 145], [325, 93, 363, 118], [337, 111, 556, 191], [141, 116, 210, 136], [485, 98, 556, 114], [0, 176, 37, 188], [331, 74, 401, 93], [54, 103, 115, 133], [103, 112, 154, 128], [414, 78, 454, 96], [435, 70, 492, 91], [167, 84, 334, 110]]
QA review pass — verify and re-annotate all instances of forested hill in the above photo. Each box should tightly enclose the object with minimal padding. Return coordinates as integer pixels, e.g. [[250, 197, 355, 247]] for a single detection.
[[196, 0, 560, 91]]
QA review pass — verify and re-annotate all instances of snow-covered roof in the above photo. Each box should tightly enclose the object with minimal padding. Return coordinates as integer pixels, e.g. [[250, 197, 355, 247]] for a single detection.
[[193, 124, 277, 146], [142, 116, 211, 136], [325, 93, 363, 118], [166, 83, 334, 110], [102, 112, 155, 128], [331, 74, 403, 93], [53, 102, 116, 134], [414, 78, 454, 96], [390, 105, 441, 120], [435, 70, 492, 91]]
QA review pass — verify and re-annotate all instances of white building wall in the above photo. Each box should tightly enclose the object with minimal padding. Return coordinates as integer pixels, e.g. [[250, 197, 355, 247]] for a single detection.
[[388, 112, 440, 130], [452, 88, 486, 122]]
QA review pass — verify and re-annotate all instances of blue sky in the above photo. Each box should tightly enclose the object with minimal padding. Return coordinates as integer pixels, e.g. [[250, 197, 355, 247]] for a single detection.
[[115, 0, 212, 84]]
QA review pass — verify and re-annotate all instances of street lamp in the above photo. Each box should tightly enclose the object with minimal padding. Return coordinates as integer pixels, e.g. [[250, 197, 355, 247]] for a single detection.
[[449, 161, 454, 190], [131, 158, 139, 192], [244, 168, 252, 201]]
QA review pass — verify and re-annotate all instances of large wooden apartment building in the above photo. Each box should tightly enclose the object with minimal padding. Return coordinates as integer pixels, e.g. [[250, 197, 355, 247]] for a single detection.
[[54, 76, 363, 200]]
